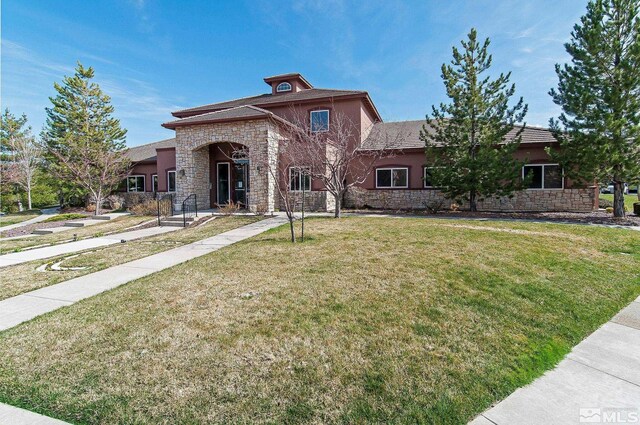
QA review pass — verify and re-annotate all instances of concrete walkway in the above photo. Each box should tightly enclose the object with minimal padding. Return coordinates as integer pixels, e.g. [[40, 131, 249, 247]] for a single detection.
[[0, 207, 60, 232], [470, 295, 640, 425], [0, 403, 68, 425], [31, 212, 130, 235], [0, 224, 179, 268], [0, 216, 286, 332]]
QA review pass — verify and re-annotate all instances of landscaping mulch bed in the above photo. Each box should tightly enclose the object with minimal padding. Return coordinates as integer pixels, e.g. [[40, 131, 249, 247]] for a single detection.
[[347, 209, 640, 227]]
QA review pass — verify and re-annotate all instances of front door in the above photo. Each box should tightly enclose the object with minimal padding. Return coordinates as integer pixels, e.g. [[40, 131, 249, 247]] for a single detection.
[[233, 162, 248, 206], [217, 162, 230, 205]]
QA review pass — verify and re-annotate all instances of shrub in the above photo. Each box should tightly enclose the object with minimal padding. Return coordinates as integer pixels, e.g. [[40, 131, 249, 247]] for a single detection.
[[129, 200, 158, 216], [598, 197, 613, 208], [44, 213, 87, 223], [424, 199, 445, 214], [605, 207, 614, 214], [219, 201, 240, 216], [450, 203, 460, 212]]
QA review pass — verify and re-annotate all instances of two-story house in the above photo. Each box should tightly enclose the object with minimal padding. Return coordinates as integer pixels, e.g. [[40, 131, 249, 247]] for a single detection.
[[124, 73, 598, 213]]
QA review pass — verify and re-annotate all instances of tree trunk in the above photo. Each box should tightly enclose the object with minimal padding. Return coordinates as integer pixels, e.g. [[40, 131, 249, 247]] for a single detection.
[[289, 219, 296, 243], [613, 180, 625, 218], [334, 195, 341, 218], [27, 185, 32, 210], [94, 191, 102, 216], [469, 189, 477, 212]]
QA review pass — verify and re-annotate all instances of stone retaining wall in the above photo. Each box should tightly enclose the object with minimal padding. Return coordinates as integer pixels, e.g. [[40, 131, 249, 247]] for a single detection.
[[277, 191, 335, 212], [345, 187, 597, 212]]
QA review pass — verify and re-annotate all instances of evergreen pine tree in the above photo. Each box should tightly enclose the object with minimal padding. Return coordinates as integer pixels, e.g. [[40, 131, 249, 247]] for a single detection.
[[550, 0, 640, 218], [42, 62, 130, 214], [421, 29, 528, 212]]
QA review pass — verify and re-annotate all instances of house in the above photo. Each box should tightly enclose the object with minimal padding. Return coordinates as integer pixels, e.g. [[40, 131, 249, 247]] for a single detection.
[[124, 73, 598, 213]]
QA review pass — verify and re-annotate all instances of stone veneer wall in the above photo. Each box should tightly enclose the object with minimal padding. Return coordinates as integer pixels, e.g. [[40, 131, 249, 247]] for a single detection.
[[277, 191, 335, 212], [345, 187, 597, 212], [174, 120, 281, 213]]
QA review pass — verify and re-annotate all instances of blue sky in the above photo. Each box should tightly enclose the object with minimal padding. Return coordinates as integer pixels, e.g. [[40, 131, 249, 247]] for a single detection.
[[2, 0, 586, 147]]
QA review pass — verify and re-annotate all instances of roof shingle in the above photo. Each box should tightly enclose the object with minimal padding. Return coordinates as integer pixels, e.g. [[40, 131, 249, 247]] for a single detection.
[[361, 120, 558, 150], [125, 138, 176, 162], [162, 105, 292, 129]]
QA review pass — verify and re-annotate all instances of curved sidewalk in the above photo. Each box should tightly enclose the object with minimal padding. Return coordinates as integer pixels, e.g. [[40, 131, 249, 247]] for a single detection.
[[0, 224, 179, 268], [0, 207, 60, 233]]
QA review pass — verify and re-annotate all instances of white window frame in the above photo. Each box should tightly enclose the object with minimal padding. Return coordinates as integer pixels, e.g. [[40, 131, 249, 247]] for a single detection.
[[376, 167, 409, 189], [310, 109, 330, 133], [152, 174, 158, 192], [289, 166, 311, 192], [522, 163, 564, 190], [167, 170, 177, 192], [127, 175, 146, 192], [276, 82, 292, 92]]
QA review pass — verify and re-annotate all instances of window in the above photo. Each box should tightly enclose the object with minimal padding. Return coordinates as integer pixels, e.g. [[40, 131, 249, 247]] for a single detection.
[[152, 174, 158, 192], [276, 82, 292, 92], [522, 164, 563, 189], [310, 110, 329, 132], [127, 175, 145, 192], [167, 170, 176, 192], [376, 168, 408, 188], [424, 167, 434, 188], [289, 167, 311, 191]]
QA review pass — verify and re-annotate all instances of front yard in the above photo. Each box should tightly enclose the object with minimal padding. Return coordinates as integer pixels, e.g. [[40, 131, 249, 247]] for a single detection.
[[0, 217, 638, 424], [600, 193, 638, 212]]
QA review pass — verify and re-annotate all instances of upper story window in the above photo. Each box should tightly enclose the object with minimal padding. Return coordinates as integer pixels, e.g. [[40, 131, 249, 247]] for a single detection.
[[376, 167, 408, 188], [310, 109, 329, 133], [522, 164, 563, 189], [276, 82, 292, 92]]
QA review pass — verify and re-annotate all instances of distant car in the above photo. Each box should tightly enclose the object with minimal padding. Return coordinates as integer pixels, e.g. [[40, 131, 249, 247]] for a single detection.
[[600, 182, 629, 194]]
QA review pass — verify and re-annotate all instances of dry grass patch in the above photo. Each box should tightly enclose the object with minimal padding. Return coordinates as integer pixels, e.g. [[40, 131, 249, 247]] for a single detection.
[[0, 217, 638, 424], [0, 211, 41, 227], [0, 216, 261, 300]]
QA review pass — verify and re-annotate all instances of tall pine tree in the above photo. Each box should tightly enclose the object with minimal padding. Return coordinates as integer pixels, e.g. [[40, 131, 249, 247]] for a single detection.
[[550, 0, 640, 217], [42, 62, 130, 215], [421, 29, 528, 212]]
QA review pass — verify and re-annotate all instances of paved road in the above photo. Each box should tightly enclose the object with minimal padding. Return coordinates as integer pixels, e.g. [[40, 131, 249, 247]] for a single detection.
[[0, 207, 60, 232], [470, 295, 640, 425]]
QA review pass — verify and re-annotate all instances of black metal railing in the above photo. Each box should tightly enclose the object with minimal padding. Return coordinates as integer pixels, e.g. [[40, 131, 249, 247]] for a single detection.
[[182, 194, 198, 227], [157, 193, 174, 226]]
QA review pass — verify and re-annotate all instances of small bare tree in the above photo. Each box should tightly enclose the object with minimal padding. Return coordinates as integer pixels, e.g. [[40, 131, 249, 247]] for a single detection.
[[226, 140, 304, 243], [282, 108, 406, 217], [0, 110, 41, 210]]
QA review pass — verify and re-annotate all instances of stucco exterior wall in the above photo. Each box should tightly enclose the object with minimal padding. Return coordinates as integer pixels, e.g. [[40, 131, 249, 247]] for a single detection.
[[345, 187, 597, 212]]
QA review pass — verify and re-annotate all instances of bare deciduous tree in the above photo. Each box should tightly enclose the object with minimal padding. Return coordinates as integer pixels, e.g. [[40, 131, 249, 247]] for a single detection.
[[1, 110, 41, 210], [281, 108, 406, 217]]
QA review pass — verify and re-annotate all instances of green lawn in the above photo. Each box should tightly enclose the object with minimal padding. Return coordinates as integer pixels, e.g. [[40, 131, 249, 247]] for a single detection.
[[0, 210, 41, 227], [600, 193, 638, 212], [0, 217, 638, 424]]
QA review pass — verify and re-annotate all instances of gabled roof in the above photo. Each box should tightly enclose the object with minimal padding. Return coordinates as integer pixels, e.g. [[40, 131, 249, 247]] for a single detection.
[[125, 138, 176, 162], [171, 88, 381, 121], [361, 120, 559, 150], [162, 105, 294, 129]]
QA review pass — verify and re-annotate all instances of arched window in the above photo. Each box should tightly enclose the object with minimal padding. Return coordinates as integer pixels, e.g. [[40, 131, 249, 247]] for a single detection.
[[276, 82, 292, 92]]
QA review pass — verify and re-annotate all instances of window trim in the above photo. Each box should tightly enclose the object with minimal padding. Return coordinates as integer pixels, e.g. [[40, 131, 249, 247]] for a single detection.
[[375, 167, 409, 189], [310, 109, 330, 133], [127, 175, 146, 193], [167, 170, 177, 193], [522, 163, 564, 190], [276, 82, 292, 92], [152, 174, 158, 192], [289, 166, 311, 192]]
